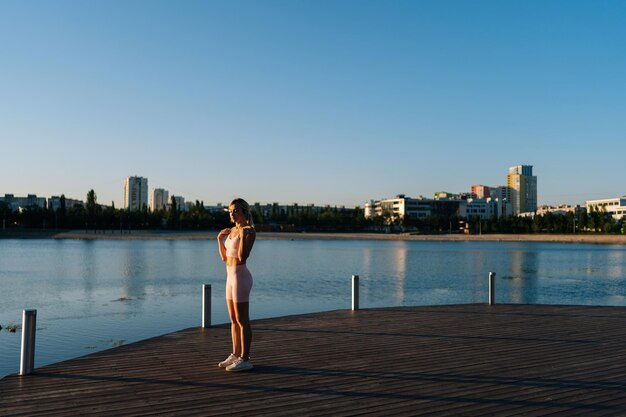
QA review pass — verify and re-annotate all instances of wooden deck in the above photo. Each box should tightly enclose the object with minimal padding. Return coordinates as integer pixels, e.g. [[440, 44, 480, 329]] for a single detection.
[[2, 304, 626, 416]]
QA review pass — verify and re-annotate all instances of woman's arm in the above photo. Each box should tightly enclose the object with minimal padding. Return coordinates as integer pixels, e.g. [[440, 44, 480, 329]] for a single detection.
[[237, 226, 256, 262], [216, 228, 230, 262]]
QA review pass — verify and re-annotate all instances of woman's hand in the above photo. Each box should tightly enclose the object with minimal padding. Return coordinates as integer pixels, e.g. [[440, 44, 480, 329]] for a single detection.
[[217, 228, 231, 240]]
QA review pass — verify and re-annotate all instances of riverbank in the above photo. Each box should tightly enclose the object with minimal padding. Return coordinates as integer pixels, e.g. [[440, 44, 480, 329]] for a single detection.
[[2, 229, 626, 244]]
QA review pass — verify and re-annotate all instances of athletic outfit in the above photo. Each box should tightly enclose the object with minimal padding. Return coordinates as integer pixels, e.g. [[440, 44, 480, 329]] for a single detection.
[[224, 233, 253, 303], [218, 229, 255, 372]]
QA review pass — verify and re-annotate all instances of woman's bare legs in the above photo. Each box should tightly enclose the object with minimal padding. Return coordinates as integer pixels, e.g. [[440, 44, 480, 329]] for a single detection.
[[226, 299, 241, 357], [227, 299, 251, 359], [234, 302, 252, 360]]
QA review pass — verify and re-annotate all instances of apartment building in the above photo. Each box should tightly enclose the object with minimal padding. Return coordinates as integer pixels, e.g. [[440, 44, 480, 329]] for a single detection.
[[149, 188, 169, 212], [172, 195, 186, 211], [124, 176, 148, 211], [0, 194, 47, 211], [466, 198, 498, 220]]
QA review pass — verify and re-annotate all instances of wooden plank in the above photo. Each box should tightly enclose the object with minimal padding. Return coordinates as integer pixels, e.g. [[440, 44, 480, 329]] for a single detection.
[[2, 304, 626, 416]]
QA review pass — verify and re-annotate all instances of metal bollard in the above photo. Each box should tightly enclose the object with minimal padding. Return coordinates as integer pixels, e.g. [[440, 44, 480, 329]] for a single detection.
[[20, 309, 37, 376], [352, 275, 359, 311], [489, 272, 496, 305], [202, 284, 211, 328]]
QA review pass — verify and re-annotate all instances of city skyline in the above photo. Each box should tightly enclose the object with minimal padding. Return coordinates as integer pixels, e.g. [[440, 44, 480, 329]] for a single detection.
[[0, 161, 623, 209], [2, 2, 626, 208]]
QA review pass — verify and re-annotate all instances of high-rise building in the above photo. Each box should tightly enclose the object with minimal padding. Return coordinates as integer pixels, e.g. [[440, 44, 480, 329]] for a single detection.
[[149, 188, 169, 212], [507, 165, 537, 214], [124, 176, 148, 211]]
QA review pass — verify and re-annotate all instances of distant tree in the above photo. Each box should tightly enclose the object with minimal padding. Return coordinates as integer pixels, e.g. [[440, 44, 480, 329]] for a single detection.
[[602, 215, 618, 233], [167, 195, 179, 229], [86, 190, 97, 208], [86, 189, 98, 231], [55, 194, 67, 229], [577, 210, 588, 232]]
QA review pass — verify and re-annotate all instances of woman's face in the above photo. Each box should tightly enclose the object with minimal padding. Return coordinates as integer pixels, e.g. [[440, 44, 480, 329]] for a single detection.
[[229, 204, 245, 224]]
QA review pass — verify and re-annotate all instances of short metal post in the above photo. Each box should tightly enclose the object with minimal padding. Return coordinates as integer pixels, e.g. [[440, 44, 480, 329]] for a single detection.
[[489, 272, 496, 305], [202, 284, 211, 328], [352, 275, 359, 311], [20, 309, 37, 376]]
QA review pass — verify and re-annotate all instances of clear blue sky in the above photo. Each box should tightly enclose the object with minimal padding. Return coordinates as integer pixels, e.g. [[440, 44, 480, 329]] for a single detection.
[[1, 0, 625, 207]]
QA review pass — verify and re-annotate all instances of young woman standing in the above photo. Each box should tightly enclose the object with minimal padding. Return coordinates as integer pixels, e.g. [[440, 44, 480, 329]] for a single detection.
[[216, 198, 256, 372]]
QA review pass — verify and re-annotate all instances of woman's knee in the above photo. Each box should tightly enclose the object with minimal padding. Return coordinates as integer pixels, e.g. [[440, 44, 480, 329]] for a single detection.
[[233, 315, 250, 327], [233, 302, 250, 324]]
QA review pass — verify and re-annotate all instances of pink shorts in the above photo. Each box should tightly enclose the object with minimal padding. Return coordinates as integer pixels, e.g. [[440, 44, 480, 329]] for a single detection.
[[225, 264, 253, 303]]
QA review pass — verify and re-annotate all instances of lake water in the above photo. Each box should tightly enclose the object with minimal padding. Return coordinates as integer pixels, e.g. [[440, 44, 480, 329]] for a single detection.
[[2, 238, 626, 378]]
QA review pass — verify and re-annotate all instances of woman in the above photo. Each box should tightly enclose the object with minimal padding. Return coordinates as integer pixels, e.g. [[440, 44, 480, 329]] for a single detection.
[[216, 198, 256, 372]]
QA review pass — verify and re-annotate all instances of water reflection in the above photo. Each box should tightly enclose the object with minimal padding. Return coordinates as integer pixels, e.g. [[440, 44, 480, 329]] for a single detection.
[[505, 250, 539, 304], [468, 248, 491, 302], [361, 247, 373, 304], [121, 243, 147, 301], [81, 240, 97, 304], [391, 241, 407, 303], [607, 250, 624, 279]]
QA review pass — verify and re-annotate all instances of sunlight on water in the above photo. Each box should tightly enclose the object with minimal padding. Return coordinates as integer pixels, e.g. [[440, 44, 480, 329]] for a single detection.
[[1, 238, 626, 378]]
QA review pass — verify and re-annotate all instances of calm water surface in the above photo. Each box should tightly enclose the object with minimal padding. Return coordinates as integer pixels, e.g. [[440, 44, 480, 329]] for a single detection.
[[2, 238, 626, 378]]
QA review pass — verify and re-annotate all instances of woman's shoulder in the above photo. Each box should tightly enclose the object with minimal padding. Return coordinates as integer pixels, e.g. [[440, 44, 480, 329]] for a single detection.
[[242, 226, 256, 235]]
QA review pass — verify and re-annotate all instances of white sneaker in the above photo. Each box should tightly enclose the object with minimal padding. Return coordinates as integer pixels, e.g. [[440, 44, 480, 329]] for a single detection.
[[218, 353, 238, 368], [226, 358, 253, 372]]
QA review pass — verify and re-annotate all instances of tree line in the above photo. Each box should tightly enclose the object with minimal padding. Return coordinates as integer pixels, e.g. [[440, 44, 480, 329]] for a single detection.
[[0, 192, 229, 231], [2, 190, 624, 234], [0, 190, 367, 232], [389, 208, 626, 234]]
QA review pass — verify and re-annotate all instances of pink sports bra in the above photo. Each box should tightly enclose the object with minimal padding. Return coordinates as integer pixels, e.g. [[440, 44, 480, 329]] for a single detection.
[[225, 234, 240, 258]]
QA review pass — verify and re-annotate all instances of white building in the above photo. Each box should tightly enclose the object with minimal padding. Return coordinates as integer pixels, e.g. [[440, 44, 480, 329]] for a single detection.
[[585, 197, 626, 220], [371, 195, 467, 222], [364, 200, 375, 219], [149, 188, 169, 212], [465, 198, 498, 220], [124, 176, 148, 211], [366, 194, 517, 222], [465, 197, 513, 220], [0, 194, 47, 211], [536, 205, 579, 216]]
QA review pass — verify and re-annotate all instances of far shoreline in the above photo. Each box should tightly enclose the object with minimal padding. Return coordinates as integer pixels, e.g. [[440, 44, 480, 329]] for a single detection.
[[1, 229, 626, 245]]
